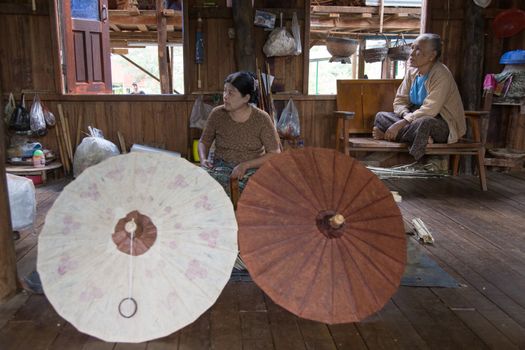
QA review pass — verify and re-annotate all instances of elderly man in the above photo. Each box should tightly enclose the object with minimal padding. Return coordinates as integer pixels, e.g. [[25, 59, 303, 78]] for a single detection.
[[372, 33, 465, 161]]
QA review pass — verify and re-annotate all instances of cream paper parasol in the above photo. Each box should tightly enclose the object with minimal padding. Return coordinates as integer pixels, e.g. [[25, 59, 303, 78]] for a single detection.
[[37, 152, 238, 343]]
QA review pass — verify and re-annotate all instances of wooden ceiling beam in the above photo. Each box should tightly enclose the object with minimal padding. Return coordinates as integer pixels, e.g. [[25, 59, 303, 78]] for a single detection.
[[110, 31, 182, 42], [109, 10, 182, 29], [311, 17, 420, 31], [311, 5, 421, 15]]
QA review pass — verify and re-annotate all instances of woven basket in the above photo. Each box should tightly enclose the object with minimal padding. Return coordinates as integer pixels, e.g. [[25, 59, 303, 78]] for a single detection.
[[388, 35, 411, 61], [362, 47, 388, 63]]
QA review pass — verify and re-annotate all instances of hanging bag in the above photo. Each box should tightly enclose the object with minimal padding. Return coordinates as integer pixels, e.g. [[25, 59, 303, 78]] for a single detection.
[[387, 34, 411, 61], [362, 34, 389, 63], [263, 13, 297, 57], [276, 98, 300, 139], [29, 94, 47, 136], [189, 95, 213, 129], [4, 93, 16, 124], [9, 93, 31, 132]]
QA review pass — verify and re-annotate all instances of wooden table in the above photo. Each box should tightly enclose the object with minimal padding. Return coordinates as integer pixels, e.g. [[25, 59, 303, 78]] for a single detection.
[[5, 162, 63, 184]]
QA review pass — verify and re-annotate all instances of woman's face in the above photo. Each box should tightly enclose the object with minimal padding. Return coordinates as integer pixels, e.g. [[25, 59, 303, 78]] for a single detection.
[[223, 83, 250, 112], [408, 38, 436, 69]]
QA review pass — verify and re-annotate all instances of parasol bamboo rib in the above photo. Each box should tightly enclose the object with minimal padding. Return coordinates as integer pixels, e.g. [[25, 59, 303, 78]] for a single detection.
[[288, 153, 327, 208], [338, 238, 383, 307], [250, 234, 324, 285], [296, 239, 329, 314], [265, 159, 323, 211], [338, 176, 375, 215], [344, 213, 402, 224], [341, 235, 403, 283], [345, 225, 406, 240], [334, 241, 374, 317], [342, 193, 393, 219], [347, 227, 405, 259], [241, 227, 317, 258], [243, 170, 319, 215], [333, 158, 357, 210], [237, 198, 315, 220]]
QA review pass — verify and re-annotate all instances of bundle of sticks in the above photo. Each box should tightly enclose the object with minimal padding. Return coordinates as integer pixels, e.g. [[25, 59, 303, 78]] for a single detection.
[[256, 61, 276, 124], [55, 104, 83, 176]]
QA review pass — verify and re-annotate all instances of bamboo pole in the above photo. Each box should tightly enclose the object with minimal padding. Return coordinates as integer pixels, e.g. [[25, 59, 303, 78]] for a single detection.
[[118, 131, 127, 154], [75, 114, 83, 149], [57, 104, 73, 162], [63, 116, 74, 160], [55, 123, 70, 174]]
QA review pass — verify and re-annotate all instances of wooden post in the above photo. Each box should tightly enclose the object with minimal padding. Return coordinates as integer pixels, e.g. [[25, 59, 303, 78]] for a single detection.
[[420, 0, 429, 34], [460, 0, 484, 110], [460, 1, 484, 174], [157, 0, 170, 93], [302, 0, 311, 94], [0, 104, 18, 302], [232, 0, 255, 72]]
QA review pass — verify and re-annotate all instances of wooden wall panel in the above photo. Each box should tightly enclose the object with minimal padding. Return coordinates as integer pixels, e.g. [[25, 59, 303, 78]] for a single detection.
[[0, 13, 56, 93]]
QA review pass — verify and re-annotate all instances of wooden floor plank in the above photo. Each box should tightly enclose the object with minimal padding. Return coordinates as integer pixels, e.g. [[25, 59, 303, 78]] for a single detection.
[[178, 313, 211, 350], [264, 294, 306, 350], [430, 288, 521, 349], [145, 331, 180, 350], [297, 318, 337, 350], [49, 323, 90, 350], [327, 323, 368, 350], [393, 288, 488, 349]]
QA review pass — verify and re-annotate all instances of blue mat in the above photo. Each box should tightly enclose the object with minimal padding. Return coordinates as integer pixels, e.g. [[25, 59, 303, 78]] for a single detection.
[[232, 238, 460, 288], [401, 238, 460, 288]]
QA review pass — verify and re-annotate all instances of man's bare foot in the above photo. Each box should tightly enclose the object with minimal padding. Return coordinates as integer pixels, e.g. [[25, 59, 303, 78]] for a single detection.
[[372, 127, 385, 140], [428, 136, 434, 144]]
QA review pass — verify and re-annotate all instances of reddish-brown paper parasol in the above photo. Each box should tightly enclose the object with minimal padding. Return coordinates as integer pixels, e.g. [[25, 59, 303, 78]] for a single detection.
[[236, 148, 406, 324]]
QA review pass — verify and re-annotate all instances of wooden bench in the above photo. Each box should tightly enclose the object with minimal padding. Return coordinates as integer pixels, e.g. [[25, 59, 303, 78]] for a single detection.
[[335, 111, 489, 191]]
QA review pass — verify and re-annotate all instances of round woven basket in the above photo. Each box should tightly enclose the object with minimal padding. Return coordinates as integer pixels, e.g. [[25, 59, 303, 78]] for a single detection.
[[362, 47, 388, 63], [388, 45, 411, 61]]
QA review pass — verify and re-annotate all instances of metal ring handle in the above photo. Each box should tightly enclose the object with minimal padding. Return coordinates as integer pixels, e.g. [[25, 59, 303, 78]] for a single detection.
[[118, 297, 138, 318]]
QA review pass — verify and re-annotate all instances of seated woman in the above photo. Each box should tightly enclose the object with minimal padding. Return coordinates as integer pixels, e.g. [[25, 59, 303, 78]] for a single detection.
[[198, 71, 281, 197], [373, 33, 466, 161]]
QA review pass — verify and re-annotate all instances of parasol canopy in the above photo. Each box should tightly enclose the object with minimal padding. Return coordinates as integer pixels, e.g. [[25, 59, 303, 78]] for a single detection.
[[37, 152, 238, 343], [236, 148, 406, 324]]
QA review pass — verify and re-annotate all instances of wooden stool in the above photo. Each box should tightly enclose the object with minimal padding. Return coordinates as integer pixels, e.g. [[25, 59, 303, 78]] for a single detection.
[[5, 162, 63, 184]]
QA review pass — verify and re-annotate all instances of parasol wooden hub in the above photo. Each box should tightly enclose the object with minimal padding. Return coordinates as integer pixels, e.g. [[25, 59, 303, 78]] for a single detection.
[[112, 210, 157, 256], [316, 210, 345, 238]]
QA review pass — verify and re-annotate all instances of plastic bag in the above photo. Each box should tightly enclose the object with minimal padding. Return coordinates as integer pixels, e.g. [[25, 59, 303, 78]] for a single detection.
[[42, 103, 56, 126], [263, 27, 297, 57], [29, 94, 47, 136], [7, 174, 36, 231], [73, 137, 120, 177], [4, 93, 16, 124], [277, 98, 300, 139], [291, 12, 302, 55], [9, 93, 31, 131], [189, 95, 213, 129]]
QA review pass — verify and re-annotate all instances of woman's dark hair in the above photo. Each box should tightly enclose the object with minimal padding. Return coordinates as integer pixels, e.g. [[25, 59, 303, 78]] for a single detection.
[[224, 71, 259, 105]]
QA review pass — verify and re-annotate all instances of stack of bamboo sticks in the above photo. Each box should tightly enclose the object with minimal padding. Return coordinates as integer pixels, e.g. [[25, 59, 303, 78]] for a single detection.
[[54, 104, 77, 175], [256, 61, 276, 124]]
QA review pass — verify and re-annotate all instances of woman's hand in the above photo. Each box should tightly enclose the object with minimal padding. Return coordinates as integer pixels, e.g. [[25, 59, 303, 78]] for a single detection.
[[230, 162, 249, 180], [385, 119, 409, 141], [200, 159, 213, 168]]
